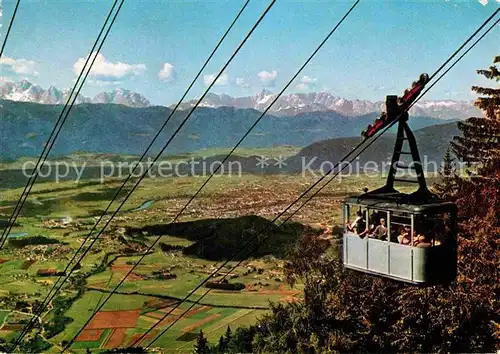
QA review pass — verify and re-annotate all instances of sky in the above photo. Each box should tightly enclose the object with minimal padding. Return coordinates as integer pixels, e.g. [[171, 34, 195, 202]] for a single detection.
[[0, 0, 499, 106]]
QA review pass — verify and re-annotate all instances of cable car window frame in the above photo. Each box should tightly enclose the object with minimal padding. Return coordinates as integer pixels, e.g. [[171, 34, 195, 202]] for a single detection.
[[345, 202, 457, 249], [389, 211, 413, 245], [414, 211, 455, 247], [366, 208, 389, 241]]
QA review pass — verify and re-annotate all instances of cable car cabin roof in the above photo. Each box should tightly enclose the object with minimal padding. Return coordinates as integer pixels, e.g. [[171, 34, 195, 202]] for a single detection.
[[344, 191, 457, 214]]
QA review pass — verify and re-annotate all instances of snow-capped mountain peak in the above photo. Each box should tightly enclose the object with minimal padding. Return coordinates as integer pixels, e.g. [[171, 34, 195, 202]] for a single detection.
[[177, 91, 481, 119], [0, 80, 481, 119], [256, 90, 275, 106], [92, 88, 151, 107], [0, 80, 150, 108]]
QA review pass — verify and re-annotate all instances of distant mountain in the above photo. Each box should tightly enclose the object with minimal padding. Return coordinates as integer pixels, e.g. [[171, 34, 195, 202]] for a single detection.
[[118, 121, 460, 178], [175, 122, 460, 176], [91, 89, 150, 107], [292, 121, 460, 172], [0, 80, 480, 119], [0, 79, 91, 105], [0, 80, 150, 108], [0, 100, 459, 161], [177, 91, 480, 119]]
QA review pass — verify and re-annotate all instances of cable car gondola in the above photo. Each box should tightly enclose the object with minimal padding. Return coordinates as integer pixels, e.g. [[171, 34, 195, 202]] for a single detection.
[[343, 75, 457, 286]]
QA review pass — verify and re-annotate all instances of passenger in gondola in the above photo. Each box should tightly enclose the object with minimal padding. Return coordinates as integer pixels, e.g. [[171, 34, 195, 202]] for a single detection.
[[431, 221, 447, 246], [346, 211, 365, 235], [365, 212, 378, 238], [359, 218, 376, 238], [371, 218, 387, 240], [398, 226, 411, 245]]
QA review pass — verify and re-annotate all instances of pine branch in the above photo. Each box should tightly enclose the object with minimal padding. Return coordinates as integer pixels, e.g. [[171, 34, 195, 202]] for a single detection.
[[476, 66, 500, 81], [471, 87, 500, 96]]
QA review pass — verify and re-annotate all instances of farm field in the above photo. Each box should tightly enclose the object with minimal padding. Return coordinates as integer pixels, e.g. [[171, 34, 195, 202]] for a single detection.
[[0, 156, 433, 352]]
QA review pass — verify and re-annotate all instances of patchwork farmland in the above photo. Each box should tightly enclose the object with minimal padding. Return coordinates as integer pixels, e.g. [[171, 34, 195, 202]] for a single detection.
[[0, 169, 369, 352], [0, 150, 426, 352]]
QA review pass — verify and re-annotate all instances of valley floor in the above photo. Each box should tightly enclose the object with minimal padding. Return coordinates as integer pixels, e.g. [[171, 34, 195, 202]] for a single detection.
[[0, 170, 433, 352]]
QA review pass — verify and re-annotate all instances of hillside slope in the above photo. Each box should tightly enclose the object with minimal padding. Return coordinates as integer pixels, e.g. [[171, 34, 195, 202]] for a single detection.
[[0, 100, 457, 160], [295, 122, 460, 168]]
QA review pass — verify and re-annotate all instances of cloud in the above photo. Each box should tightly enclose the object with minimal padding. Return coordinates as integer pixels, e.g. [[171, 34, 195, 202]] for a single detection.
[[158, 62, 176, 82], [444, 90, 460, 97], [258, 70, 278, 86], [235, 76, 250, 89], [296, 83, 310, 91], [73, 52, 146, 82], [203, 72, 229, 86], [295, 75, 317, 91], [70, 75, 122, 87], [88, 79, 122, 86], [0, 56, 39, 76], [300, 75, 317, 85]]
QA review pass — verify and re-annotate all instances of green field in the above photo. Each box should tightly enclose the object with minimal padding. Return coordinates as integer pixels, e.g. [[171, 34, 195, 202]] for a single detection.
[[0, 146, 301, 171], [0, 311, 10, 327]]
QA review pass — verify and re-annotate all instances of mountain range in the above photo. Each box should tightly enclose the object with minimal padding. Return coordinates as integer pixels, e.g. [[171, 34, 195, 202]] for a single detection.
[[167, 121, 460, 176], [0, 99, 458, 161], [177, 90, 481, 119], [0, 80, 481, 119], [0, 109, 459, 188], [0, 80, 151, 108]]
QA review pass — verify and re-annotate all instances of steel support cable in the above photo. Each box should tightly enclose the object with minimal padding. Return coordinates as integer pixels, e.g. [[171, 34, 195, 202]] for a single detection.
[[9, 0, 252, 349], [7, 0, 250, 346], [59, 1, 276, 352], [126, 0, 363, 347], [63, 0, 361, 349], [426, 6, 499, 83], [140, 10, 500, 348], [0, 0, 21, 58], [9, 2, 252, 345], [0, 0, 122, 249], [7, 0, 125, 350], [43, 0, 251, 287], [287, 14, 500, 220]]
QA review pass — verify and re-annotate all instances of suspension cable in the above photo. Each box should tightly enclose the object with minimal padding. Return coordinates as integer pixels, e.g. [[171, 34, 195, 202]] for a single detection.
[[0, 0, 123, 249], [287, 13, 500, 221], [7, 0, 125, 349], [11, 3, 497, 351], [6, 0, 251, 347], [9, 0, 252, 349], [126, 0, 365, 347], [0, 0, 21, 58], [63, 0, 361, 350], [140, 10, 499, 348], [58, 1, 277, 351], [29, 0, 251, 290]]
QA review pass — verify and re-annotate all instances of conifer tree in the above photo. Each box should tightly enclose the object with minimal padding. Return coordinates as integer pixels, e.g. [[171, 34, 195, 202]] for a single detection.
[[451, 55, 500, 176], [433, 146, 458, 198], [224, 326, 232, 343], [217, 335, 226, 353], [193, 330, 210, 354]]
